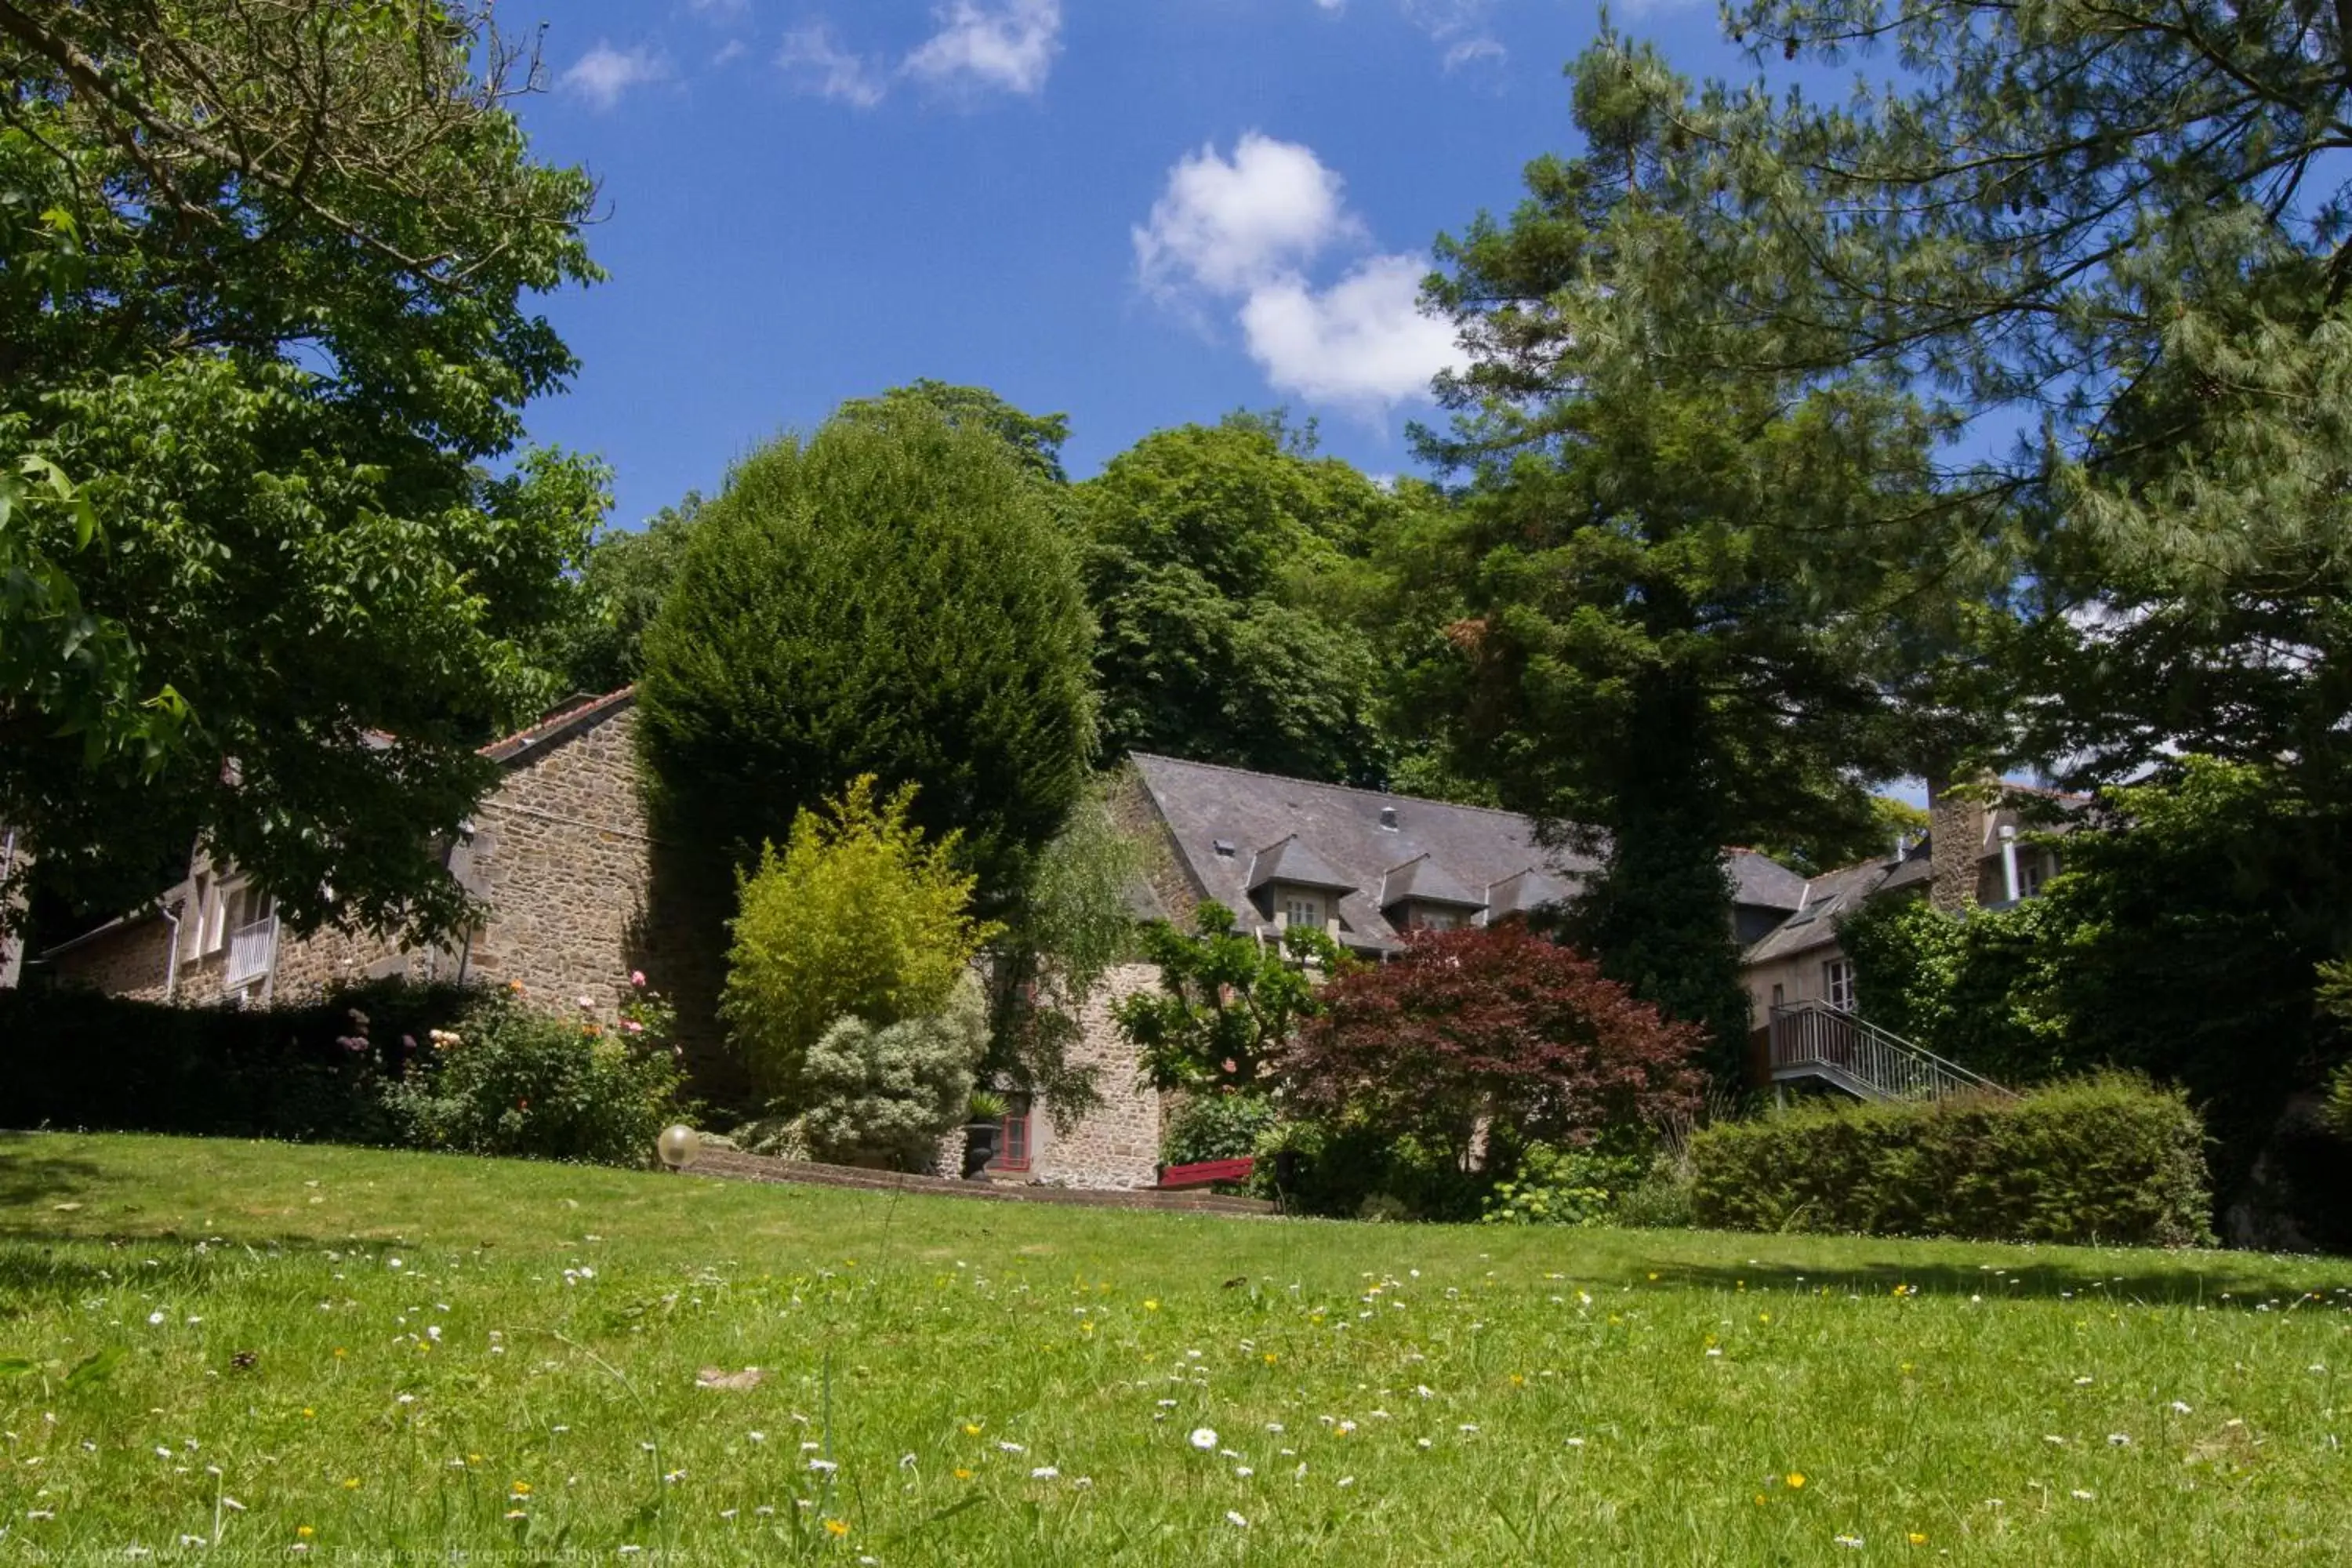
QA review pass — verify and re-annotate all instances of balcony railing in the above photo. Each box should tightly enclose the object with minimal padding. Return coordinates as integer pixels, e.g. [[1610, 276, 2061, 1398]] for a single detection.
[[224, 916, 278, 990], [1766, 1000, 2010, 1103]]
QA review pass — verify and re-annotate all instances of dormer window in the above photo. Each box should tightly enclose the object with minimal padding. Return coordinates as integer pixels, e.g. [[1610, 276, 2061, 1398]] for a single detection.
[[1281, 891, 1326, 931]]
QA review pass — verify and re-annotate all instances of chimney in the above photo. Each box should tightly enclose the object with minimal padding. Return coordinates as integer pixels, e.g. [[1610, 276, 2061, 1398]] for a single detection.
[[1926, 772, 1992, 914]]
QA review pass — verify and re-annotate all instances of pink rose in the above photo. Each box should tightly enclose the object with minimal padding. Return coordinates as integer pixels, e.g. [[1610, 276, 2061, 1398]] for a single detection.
[[630, 971, 648, 988]]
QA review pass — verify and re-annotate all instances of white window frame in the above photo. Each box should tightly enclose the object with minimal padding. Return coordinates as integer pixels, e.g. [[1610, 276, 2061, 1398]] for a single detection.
[[1281, 891, 1324, 931], [1822, 957, 1857, 1011]]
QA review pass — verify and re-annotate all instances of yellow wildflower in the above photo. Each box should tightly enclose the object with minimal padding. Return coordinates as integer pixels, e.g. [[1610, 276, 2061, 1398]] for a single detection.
[[1908, 1532, 1929, 1545], [962, 1424, 982, 1436], [510, 1482, 532, 1497], [341, 1478, 360, 1490], [824, 1519, 850, 1537], [954, 1468, 974, 1480], [296, 1526, 315, 1539], [1786, 1472, 1806, 1489], [1144, 1300, 1160, 1312]]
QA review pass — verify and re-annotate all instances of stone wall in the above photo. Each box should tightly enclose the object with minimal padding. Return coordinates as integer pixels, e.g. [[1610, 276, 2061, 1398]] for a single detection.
[[462, 704, 656, 1016], [49, 916, 172, 1000], [1927, 775, 1991, 915], [1027, 962, 1165, 1189]]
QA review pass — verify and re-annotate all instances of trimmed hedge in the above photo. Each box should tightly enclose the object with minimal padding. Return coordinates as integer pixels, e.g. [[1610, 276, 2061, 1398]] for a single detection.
[[1689, 1075, 2214, 1247], [0, 981, 473, 1143]]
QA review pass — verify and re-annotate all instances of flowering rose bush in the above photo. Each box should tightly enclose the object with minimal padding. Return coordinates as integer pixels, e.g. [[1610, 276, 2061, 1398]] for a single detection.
[[381, 975, 688, 1166]]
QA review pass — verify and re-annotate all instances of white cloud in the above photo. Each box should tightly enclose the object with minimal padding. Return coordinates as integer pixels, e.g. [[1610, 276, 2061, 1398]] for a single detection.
[[779, 23, 888, 107], [684, 0, 751, 19], [904, 0, 1062, 96], [561, 43, 670, 110], [1400, 0, 1504, 68], [1442, 36, 1504, 71], [1239, 254, 1461, 412], [1133, 133, 1358, 297], [1134, 136, 1461, 413]]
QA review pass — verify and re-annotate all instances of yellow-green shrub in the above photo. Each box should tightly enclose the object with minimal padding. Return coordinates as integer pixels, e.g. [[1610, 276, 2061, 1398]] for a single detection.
[[723, 776, 997, 1102]]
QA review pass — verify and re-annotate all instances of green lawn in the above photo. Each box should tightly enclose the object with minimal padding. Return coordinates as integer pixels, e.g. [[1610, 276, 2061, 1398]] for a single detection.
[[0, 1134, 2344, 1563]]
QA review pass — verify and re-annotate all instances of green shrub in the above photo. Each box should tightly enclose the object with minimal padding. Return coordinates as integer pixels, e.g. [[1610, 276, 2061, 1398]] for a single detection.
[[380, 985, 686, 1167], [1479, 1145, 1651, 1227], [1163, 1091, 1282, 1167], [1688, 1075, 2213, 1246], [723, 776, 997, 1102], [797, 985, 987, 1171]]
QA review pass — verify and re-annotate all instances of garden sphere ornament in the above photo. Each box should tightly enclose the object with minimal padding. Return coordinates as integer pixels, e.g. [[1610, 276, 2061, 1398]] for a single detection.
[[657, 1124, 702, 1171]]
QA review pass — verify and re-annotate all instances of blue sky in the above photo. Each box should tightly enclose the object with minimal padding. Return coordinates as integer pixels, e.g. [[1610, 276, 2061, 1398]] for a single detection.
[[503, 0, 1762, 528]]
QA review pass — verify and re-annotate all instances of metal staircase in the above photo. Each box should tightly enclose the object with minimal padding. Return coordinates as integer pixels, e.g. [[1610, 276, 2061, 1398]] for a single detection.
[[1766, 1000, 2011, 1103]]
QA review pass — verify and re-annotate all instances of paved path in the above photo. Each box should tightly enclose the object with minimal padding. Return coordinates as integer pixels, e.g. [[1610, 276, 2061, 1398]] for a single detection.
[[681, 1146, 1275, 1217]]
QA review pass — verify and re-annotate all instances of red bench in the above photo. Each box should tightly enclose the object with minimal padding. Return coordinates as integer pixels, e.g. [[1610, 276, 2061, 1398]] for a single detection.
[[1156, 1156, 1255, 1191]]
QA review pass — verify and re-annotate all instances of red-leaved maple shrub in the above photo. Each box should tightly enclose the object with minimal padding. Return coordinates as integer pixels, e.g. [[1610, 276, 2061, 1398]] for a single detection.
[[1283, 924, 1705, 1167]]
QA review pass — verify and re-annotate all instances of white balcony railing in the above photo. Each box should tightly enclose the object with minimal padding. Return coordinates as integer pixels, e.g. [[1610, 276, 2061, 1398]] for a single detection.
[[224, 915, 278, 990]]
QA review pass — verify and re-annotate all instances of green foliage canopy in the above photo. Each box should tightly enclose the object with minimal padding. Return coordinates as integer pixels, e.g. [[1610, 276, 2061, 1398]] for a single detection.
[[1112, 901, 1345, 1093], [0, 1, 605, 939], [1076, 418, 1415, 786], [638, 402, 1095, 902], [1406, 43, 1961, 1069]]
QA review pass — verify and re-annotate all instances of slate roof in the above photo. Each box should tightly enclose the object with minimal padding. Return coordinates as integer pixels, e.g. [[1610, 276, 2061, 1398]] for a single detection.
[[1246, 834, 1358, 895], [1486, 866, 1577, 921], [1380, 853, 1486, 910], [1132, 753, 1591, 952], [1131, 753, 1808, 955], [1726, 848, 1810, 912]]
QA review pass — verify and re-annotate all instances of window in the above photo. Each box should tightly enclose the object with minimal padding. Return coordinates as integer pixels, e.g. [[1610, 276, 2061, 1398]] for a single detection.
[[1822, 958, 1857, 1011], [1411, 906, 1463, 932], [990, 1093, 1033, 1174], [1771, 982, 1785, 1008], [2021, 850, 2055, 899], [1282, 892, 1324, 931]]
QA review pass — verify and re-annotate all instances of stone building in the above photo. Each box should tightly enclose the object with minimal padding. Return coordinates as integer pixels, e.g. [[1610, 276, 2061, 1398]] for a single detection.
[[42, 703, 1905, 1185], [1737, 779, 2085, 1030], [39, 688, 678, 1022]]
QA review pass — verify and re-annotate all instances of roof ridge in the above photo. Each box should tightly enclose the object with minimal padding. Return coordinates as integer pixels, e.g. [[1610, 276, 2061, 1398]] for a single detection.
[[1127, 751, 1541, 824], [481, 686, 635, 762]]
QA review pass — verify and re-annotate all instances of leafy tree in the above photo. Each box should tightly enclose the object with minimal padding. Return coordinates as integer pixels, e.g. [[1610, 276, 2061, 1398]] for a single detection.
[[1658, 0, 2352, 800], [838, 380, 1072, 486], [1076, 418, 1416, 786], [1408, 43, 1960, 1074], [1112, 901, 1345, 1093], [722, 778, 1000, 1104], [0, 1, 604, 941], [1284, 926, 1706, 1174], [554, 494, 706, 696], [798, 982, 987, 1171], [638, 402, 1095, 903], [982, 782, 1144, 1132]]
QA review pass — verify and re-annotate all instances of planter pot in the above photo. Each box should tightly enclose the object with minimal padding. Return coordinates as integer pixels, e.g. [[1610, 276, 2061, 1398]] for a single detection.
[[961, 1122, 1001, 1180]]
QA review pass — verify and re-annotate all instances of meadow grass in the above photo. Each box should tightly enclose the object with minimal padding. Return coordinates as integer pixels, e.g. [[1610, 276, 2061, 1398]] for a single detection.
[[0, 1132, 2344, 1564]]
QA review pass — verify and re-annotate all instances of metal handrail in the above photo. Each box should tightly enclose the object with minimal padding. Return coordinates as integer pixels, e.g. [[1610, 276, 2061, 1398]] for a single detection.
[[1767, 1000, 2012, 1102]]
